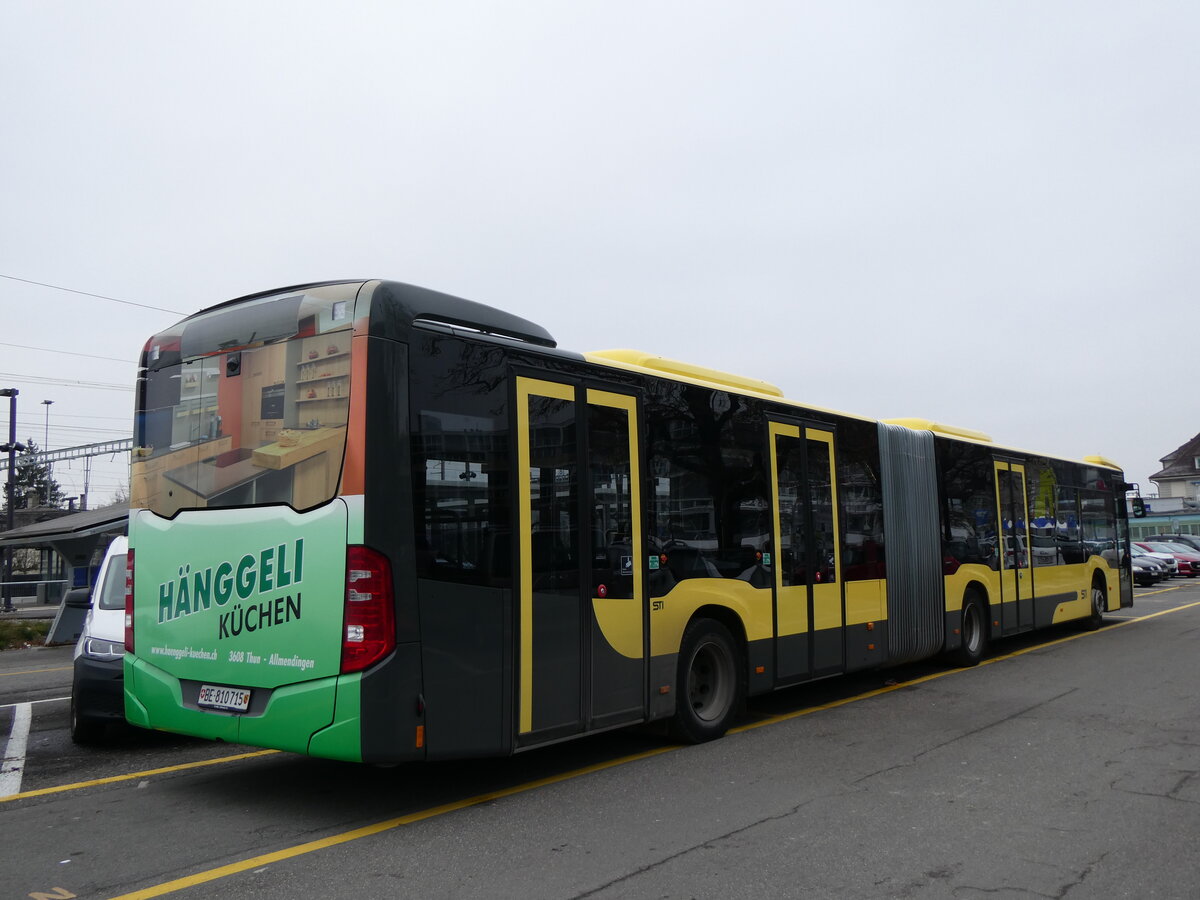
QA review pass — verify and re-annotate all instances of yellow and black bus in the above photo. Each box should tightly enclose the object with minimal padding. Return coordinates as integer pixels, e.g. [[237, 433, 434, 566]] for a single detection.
[[125, 280, 1133, 761]]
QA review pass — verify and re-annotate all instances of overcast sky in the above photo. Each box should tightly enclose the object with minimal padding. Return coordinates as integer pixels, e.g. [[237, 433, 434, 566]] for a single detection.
[[2, 2, 1197, 506]]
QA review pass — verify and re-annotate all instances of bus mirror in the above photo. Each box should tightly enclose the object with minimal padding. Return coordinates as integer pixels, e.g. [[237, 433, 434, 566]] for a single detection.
[[1131, 497, 1146, 518]]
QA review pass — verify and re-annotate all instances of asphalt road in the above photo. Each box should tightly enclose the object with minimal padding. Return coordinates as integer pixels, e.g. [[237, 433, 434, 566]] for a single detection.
[[3, 582, 1198, 899]]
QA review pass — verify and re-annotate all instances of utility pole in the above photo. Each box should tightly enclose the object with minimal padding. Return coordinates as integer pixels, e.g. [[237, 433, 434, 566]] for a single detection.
[[42, 399, 53, 507], [1, 388, 27, 612]]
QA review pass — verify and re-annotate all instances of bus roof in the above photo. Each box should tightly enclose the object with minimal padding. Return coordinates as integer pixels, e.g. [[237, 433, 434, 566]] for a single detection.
[[584, 350, 1121, 473]]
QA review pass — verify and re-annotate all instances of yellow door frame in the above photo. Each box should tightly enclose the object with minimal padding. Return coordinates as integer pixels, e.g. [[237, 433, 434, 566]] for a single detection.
[[515, 377, 645, 736], [768, 421, 842, 679]]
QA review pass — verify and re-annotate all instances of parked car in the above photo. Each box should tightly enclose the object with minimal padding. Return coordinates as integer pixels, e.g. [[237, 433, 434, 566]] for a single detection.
[[1132, 544, 1178, 577], [70, 536, 127, 742], [1131, 554, 1163, 586], [1143, 534, 1200, 553], [1132, 548, 1172, 584], [1142, 541, 1200, 577], [1132, 542, 1180, 578]]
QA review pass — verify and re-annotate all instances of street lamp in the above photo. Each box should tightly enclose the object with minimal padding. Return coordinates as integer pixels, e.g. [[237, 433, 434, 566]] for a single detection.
[[0, 388, 21, 611]]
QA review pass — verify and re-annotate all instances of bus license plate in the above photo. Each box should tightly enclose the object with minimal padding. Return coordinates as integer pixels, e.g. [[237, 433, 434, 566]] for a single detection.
[[197, 684, 251, 712]]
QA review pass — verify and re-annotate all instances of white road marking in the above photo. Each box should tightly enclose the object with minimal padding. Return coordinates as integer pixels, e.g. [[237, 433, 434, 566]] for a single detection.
[[0, 702, 32, 798], [0, 695, 70, 710]]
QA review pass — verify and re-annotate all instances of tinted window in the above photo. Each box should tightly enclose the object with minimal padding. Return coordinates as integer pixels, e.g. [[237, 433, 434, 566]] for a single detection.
[[938, 440, 997, 569], [807, 437, 837, 584], [410, 335, 511, 584], [1027, 458, 1061, 567], [1081, 489, 1117, 566], [589, 404, 636, 600], [1056, 487, 1084, 563], [837, 420, 884, 580], [646, 382, 769, 593], [526, 395, 579, 592]]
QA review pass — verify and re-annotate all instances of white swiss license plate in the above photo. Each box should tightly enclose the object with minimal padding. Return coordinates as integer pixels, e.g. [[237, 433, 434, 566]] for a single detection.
[[197, 684, 251, 712]]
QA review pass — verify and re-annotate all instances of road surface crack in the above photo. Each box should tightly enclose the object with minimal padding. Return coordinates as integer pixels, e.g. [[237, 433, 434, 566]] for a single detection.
[[853, 688, 1078, 785], [568, 791, 842, 898]]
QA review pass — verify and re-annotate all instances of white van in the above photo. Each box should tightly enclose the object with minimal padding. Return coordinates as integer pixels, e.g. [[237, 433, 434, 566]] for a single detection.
[[70, 535, 127, 742]]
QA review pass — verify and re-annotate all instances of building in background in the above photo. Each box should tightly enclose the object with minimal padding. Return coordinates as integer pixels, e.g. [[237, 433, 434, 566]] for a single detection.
[[1128, 431, 1200, 540], [1150, 432, 1200, 502]]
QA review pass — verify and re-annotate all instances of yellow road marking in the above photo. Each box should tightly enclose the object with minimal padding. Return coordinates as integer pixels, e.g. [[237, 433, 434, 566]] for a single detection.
[[0, 749, 278, 804], [108, 598, 1200, 899], [0, 666, 72, 678], [108, 745, 679, 900], [1133, 585, 1187, 597]]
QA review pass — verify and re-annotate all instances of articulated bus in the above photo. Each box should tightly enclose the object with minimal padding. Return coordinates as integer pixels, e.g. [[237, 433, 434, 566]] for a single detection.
[[125, 280, 1133, 762]]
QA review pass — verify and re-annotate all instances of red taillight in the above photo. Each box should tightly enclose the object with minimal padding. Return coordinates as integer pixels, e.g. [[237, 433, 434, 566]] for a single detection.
[[124, 549, 135, 653], [341, 546, 395, 673]]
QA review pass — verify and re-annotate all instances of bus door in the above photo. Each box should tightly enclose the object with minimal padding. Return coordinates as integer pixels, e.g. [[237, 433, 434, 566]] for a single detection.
[[768, 421, 843, 682], [994, 461, 1033, 632], [515, 377, 647, 744]]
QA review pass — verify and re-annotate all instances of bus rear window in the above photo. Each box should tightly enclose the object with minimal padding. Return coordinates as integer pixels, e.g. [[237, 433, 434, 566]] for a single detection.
[[131, 284, 362, 516]]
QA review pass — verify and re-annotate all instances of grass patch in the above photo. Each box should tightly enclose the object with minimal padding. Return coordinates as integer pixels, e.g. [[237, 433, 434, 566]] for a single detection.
[[0, 619, 51, 650]]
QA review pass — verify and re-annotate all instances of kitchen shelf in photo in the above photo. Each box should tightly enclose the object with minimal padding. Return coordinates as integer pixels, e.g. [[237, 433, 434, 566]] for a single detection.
[[298, 352, 349, 365]]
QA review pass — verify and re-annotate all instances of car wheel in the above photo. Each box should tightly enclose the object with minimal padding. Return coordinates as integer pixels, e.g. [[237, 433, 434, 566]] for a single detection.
[[70, 694, 104, 744], [669, 618, 743, 743]]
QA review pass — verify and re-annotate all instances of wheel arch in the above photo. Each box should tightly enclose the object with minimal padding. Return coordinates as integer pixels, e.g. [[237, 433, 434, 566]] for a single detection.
[[688, 603, 749, 662], [943, 579, 993, 655], [963, 580, 994, 637]]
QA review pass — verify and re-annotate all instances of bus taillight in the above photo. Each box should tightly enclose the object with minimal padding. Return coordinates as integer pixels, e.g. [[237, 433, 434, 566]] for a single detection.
[[342, 546, 396, 673], [124, 549, 135, 653]]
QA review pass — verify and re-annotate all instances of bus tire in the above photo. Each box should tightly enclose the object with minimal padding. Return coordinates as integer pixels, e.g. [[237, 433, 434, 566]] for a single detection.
[[1084, 578, 1107, 630], [950, 590, 988, 667], [669, 617, 743, 743]]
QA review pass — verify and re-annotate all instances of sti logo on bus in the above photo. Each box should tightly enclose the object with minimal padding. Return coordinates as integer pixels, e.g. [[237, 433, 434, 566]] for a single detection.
[[156, 539, 305, 641]]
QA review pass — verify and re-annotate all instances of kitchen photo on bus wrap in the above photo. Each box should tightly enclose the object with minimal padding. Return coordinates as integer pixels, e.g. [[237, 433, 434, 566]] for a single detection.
[[130, 283, 360, 517]]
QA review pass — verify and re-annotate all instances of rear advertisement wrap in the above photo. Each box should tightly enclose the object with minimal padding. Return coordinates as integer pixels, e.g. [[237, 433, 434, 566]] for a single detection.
[[129, 501, 349, 688]]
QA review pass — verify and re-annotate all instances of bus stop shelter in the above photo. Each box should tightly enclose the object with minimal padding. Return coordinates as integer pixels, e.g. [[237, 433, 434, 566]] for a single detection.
[[0, 503, 128, 640]]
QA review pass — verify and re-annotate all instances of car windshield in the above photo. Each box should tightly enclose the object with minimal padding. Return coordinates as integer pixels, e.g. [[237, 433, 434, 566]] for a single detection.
[[1160, 543, 1196, 555], [1152, 537, 1195, 547], [1147, 542, 1179, 553], [97, 553, 127, 610]]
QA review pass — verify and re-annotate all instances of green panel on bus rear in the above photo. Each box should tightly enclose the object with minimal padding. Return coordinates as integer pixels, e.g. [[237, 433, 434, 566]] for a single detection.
[[307, 673, 363, 761], [125, 501, 356, 758], [124, 658, 241, 743]]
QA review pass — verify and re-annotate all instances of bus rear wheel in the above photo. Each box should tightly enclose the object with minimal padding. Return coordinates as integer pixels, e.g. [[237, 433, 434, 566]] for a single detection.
[[670, 618, 743, 744], [949, 590, 988, 667]]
